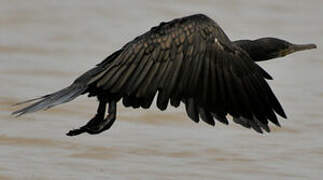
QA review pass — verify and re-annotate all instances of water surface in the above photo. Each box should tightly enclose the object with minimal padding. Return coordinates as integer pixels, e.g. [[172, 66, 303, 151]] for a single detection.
[[1, 0, 322, 179]]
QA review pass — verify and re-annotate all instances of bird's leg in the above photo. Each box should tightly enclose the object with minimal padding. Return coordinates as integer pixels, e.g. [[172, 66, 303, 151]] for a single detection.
[[84, 101, 117, 135], [66, 101, 117, 136], [66, 100, 106, 136]]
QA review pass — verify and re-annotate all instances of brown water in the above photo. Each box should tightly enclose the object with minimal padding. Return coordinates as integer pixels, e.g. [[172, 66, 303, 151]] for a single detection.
[[1, 0, 323, 179]]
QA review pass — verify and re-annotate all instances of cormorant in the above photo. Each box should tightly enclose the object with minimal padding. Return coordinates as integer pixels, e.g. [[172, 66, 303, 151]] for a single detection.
[[12, 14, 316, 135]]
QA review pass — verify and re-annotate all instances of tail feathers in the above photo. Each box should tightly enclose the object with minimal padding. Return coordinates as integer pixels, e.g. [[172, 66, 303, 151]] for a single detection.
[[12, 84, 87, 117]]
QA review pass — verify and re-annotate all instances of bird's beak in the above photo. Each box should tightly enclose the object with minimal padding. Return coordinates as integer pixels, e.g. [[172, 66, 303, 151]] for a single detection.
[[280, 43, 317, 57], [292, 43, 317, 52]]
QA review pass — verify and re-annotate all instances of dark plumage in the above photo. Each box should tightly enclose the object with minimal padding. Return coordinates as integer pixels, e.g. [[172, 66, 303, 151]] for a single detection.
[[12, 14, 316, 135]]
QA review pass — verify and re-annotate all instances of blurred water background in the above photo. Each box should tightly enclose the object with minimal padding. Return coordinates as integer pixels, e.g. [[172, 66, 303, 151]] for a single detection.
[[0, 0, 322, 179]]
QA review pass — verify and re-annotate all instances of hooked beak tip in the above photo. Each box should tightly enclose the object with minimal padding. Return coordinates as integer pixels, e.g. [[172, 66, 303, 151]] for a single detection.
[[312, 44, 317, 49]]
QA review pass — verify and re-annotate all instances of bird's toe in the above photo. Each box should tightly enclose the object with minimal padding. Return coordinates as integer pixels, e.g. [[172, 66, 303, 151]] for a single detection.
[[66, 128, 85, 136]]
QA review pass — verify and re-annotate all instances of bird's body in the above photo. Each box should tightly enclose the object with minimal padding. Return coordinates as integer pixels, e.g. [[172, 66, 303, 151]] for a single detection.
[[13, 14, 316, 135]]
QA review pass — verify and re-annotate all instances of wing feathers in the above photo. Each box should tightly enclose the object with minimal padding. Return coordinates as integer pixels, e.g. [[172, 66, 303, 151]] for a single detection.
[[92, 14, 286, 133], [185, 98, 199, 123]]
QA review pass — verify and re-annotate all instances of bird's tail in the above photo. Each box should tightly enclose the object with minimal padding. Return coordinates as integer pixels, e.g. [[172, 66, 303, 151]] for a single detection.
[[12, 84, 87, 117], [11, 50, 121, 117]]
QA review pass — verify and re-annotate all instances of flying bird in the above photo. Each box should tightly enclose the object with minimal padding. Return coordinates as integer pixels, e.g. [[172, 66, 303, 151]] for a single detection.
[[12, 14, 316, 135]]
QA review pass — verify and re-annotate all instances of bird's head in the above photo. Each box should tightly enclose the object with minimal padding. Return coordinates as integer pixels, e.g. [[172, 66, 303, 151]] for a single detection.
[[257, 38, 317, 59], [234, 37, 317, 61]]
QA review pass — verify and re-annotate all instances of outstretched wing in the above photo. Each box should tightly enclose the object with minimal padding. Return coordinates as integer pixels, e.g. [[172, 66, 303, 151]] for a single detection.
[[91, 14, 286, 133]]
